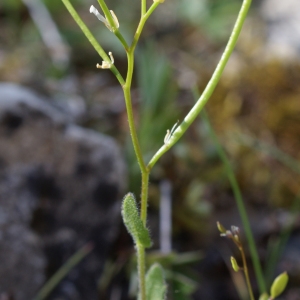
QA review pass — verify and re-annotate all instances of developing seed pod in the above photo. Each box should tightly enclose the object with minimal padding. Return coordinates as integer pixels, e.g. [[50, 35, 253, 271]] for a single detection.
[[121, 193, 152, 248], [270, 272, 288, 299]]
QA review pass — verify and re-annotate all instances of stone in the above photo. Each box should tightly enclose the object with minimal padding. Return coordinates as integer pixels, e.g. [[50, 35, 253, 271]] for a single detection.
[[0, 83, 126, 299], [261, 0, 300, 61]]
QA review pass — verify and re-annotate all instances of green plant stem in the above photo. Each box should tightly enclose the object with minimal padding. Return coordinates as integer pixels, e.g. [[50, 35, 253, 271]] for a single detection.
[[132, 2, 160, 51], [97, 0, 116, 29], [137, 244, 147, 300], [123, 64, 146, 174], [147, 0, 252, 171], [61, 0, 125, 85], [141, 171, 150, 225], [115, 29, 129, 51], [240, 246, 255, 300], [121, 4, 161, 295], [201, 109, 266, 294], [122, 52, 147, 300], [33, 243, 93, 300], [122, 2, 160, 171], [122, 84, 150, 300], [122, 0, 160, 223], [141, 0, 146, 16]]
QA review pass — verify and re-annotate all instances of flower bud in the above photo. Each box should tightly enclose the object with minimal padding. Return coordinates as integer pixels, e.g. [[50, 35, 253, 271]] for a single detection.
[[270, 272, 288, 299], [230, 256, 240, 272], [258, 293, 269, 300], [231, 225, 240, 235], [217, 221, 227, 234]]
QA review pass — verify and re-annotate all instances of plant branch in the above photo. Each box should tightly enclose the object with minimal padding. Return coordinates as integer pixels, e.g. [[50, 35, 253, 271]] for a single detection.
[[131, 2, 160, 51], [61, 0, 125, 85], [141, 0, 146, 16], [115, 29, 129, 51], [95, 0, 129, 50], [240, 245, 255, 300], [147, 0, 252, 171]]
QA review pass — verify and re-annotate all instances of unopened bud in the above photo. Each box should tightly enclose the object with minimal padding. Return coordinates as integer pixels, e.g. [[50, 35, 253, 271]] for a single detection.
[[217, 221, 227, 234], [270, 272, 288, 299], [231, 226, 240, 235], [230, 256, 240, 272], [258, 293, 269, 300], [233, 234, 240, 243]]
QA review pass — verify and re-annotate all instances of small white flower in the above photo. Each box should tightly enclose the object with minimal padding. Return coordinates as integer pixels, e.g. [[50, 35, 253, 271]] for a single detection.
[[164, 121, 179, 144], [96, 51, 114, 69], [90, 5, 119, 32]]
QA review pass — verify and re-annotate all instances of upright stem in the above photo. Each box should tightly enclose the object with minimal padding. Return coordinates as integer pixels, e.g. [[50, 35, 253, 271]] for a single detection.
[[136, 244, 146, 300], [141, 0, 146, 16], [123, 52, 147, 174], [120, 4, 161, 300], [132, 2, 160, 51], [240, 247, 255, 300], [123, 68, 148, 300], [135, 170, 150, 300], [141, 171, 149, 225]]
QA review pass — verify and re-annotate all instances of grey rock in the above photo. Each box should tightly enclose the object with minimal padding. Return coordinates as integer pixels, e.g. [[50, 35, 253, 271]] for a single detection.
[[0, 83, 126, 299], [0, 170, 45, 300], [260, 0, 300, 60]]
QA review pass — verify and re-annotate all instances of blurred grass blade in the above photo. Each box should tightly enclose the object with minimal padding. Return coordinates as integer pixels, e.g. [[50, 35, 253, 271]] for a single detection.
[[235, 133, 300, 175], [33, 243, 93, 300], [198, 104, 266, 293], [265, 193, 300, 286]]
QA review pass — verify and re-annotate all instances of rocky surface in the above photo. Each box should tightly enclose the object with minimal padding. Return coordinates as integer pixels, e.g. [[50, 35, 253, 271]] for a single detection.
[[0, 83, 126, 299], [260, 0, 300, 60]]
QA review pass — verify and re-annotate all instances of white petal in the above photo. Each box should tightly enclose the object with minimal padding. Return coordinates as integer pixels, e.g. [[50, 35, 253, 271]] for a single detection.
[[89, 5, 108, 24]]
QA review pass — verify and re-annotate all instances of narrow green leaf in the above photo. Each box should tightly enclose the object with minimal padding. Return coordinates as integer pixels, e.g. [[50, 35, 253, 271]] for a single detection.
[[146, 263, 167, 300], [270, 272, 288, 299], [122, 193, 152, 248]]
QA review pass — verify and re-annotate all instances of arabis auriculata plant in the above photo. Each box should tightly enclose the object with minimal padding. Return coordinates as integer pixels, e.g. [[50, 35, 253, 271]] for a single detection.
[[61, 0, 252, 299]]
